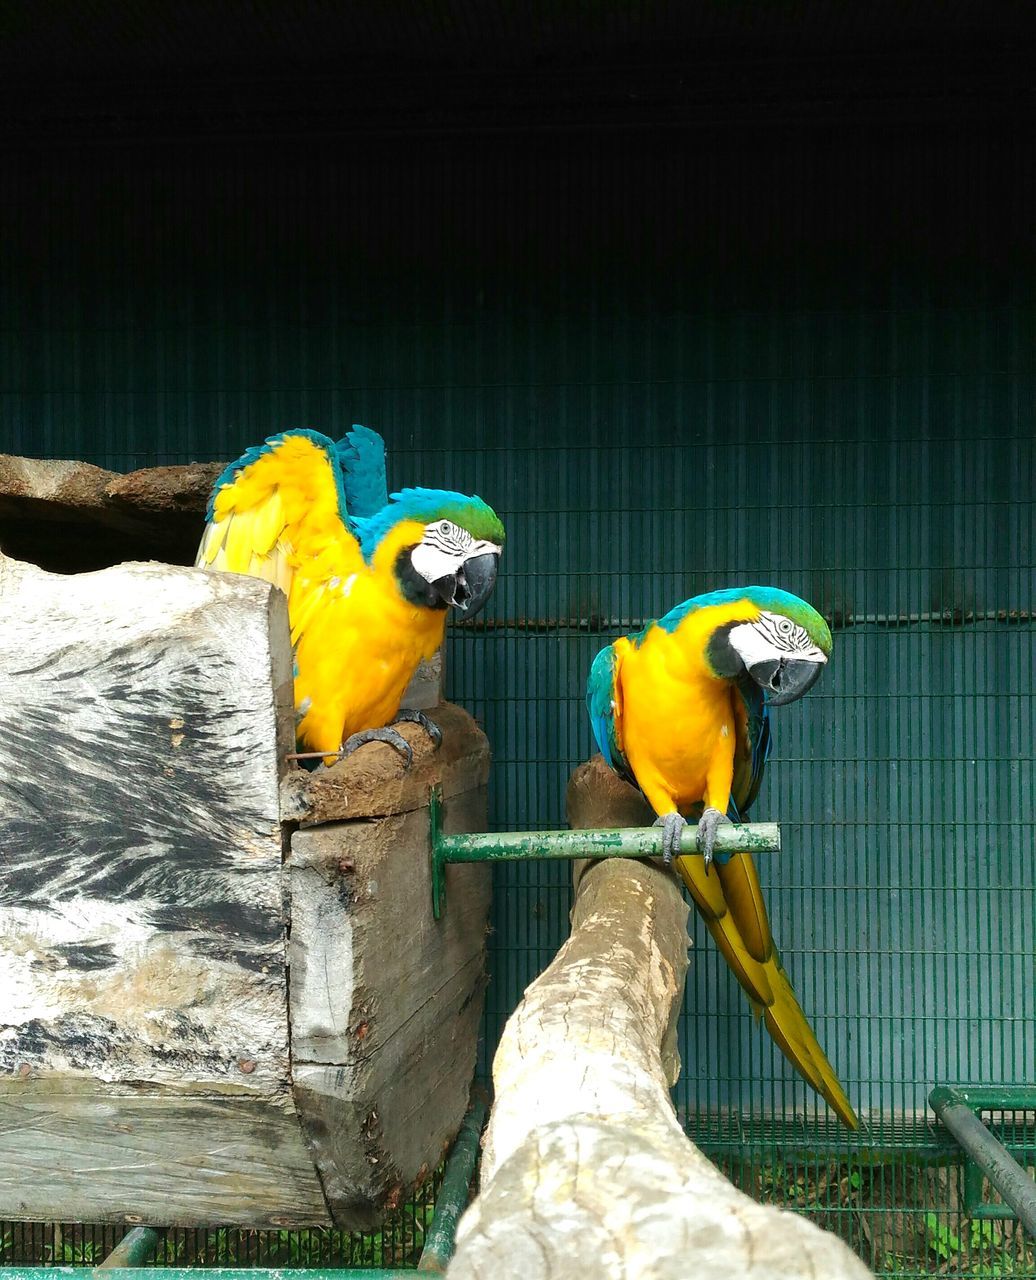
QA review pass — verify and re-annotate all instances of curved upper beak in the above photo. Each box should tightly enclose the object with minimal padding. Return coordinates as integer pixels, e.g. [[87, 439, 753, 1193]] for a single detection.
[[432, 551, 500, 617], [748, 656, 825, 706]]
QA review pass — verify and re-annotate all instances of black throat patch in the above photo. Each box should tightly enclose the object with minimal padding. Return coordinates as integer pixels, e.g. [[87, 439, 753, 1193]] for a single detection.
[[394, 546, 448, 609], [706, 622, 746, 678]]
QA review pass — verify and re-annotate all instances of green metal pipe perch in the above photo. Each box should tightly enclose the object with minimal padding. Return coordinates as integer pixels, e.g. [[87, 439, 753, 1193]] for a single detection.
[[429, 784, 780, 917], [930, 1086, 1036, 1235], [96, 1227, 161, 1269], [416, 1089, 489, 1272]]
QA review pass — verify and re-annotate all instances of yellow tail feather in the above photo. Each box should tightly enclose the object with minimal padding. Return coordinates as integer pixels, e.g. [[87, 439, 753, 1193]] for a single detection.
[[677, 854, 775, 1009], [675, 852, 858, 1129], [715, 851, 773, 963], [763, 954, 858, 1129]]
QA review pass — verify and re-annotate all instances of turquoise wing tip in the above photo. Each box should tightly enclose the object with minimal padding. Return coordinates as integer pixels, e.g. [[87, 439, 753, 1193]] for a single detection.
[[586, 645, 621, 773], [337, 424, 389, 524], [205, 428, 341, 521]]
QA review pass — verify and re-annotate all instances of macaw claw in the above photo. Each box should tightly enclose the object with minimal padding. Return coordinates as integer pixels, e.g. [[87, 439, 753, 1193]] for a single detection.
[[340, 725, 414, 768], [329, 712, 440, 772], [393, 709, 443, 749], [652, 812, 687, 866], [696, 806, 729, 871]]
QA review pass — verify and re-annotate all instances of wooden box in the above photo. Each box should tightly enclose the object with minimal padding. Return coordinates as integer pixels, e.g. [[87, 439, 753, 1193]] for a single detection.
[[0, 552, 491, 1228]]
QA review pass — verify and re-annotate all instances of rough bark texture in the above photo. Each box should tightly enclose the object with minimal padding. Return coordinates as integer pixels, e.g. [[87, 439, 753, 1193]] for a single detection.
[[293, 701, 487, 825], [448, 757, 873, 1280], [0, 551, 491, 1228], [105, 461, 225, 514], [0, 453, 219, 572]]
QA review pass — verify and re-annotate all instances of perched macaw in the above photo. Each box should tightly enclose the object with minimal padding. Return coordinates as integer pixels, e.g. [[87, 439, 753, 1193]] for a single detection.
[[587, 586, 857, 1128], [197, 426, 504, 764]]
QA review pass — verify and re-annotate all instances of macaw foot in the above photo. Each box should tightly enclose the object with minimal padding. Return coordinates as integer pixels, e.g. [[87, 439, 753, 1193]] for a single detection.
[[696, 806, 730, 872], [392, 708, 443, 750], [652, 812, 687, 866], [290, 713, 441, 771], [340, 725, 415, 768]]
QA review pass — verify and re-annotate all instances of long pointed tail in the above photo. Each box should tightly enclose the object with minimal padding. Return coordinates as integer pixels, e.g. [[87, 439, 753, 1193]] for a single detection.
[[676, 849, 857, 1129]]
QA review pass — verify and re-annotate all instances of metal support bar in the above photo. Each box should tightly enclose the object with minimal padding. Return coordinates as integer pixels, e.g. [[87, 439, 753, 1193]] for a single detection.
[[429, 784, 781, 918], [97, 1228, 161, 1269], [930, 1086, 1036, 1234], [416, 1088, 489, 1271]]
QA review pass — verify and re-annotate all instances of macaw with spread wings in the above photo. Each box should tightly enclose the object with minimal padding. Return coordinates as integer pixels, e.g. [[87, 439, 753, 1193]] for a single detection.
[[197, 426, 504, 765]]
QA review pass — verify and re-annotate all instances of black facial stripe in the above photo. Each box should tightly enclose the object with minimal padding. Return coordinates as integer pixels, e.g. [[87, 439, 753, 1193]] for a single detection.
[[756, 615, 811, 654], [423, 523, 471, 555]]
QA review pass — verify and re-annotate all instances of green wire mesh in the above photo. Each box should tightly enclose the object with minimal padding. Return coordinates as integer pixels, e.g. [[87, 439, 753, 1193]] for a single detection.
[[0, 1173, 441, 1269], [0, 122, 1033, 1277]]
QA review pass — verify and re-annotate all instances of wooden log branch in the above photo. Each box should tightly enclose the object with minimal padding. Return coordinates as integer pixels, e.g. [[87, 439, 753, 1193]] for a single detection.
[[448, 757, 873, 1280], [0, 452, 221, 571]]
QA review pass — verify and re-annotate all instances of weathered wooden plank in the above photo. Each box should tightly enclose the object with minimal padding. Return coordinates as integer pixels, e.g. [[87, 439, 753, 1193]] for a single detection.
[[289, 777, 491, 1228], [448, 758, 873, 1280], [0, 552, 325, 1224], [0, 1087, 325, 1228]]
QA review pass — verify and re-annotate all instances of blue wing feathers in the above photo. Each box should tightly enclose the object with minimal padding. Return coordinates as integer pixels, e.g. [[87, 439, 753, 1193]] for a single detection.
[[206, 424, 393, 533], [586, 647, 617, 769], [336, 425, 389, 527], [586, 645, 637, 785]]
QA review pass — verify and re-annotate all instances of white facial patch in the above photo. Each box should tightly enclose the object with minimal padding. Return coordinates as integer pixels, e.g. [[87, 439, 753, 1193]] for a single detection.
[[728, 611, 828, 667], [410, 540, 462, 584], [410, 519, 502, 584]]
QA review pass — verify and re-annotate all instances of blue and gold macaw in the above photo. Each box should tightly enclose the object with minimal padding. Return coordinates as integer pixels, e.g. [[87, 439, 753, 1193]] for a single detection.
[[197, 426, 504, 765], [587, 586, 856, 1128]]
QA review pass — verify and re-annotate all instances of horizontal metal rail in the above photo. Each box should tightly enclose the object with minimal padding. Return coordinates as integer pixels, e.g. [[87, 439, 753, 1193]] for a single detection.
[[929, 1086, 1036, 1234], [429, 784, 781, 917]]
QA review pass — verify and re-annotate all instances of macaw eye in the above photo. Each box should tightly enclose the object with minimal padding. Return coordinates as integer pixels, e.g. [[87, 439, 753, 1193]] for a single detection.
[[438, 520, 452, 534], [776, 618, 793, 635]]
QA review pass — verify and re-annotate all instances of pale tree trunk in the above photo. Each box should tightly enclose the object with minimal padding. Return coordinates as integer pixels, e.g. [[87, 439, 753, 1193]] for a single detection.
[[448, 757, 873, 1280]]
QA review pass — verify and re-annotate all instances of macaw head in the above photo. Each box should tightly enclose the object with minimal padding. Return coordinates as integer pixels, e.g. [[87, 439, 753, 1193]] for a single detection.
[[695, 586, 832, 706], [358, 488, 505, 618]]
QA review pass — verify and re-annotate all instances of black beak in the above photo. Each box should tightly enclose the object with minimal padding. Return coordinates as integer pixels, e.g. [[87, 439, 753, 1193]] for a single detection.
[[748, 657, 825, 706], [432, 551, 499, 617]]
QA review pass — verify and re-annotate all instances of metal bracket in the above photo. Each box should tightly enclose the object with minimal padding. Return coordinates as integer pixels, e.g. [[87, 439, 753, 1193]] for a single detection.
[[429, 783, 780, 919], [929, 1085, 1036, 1232]]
